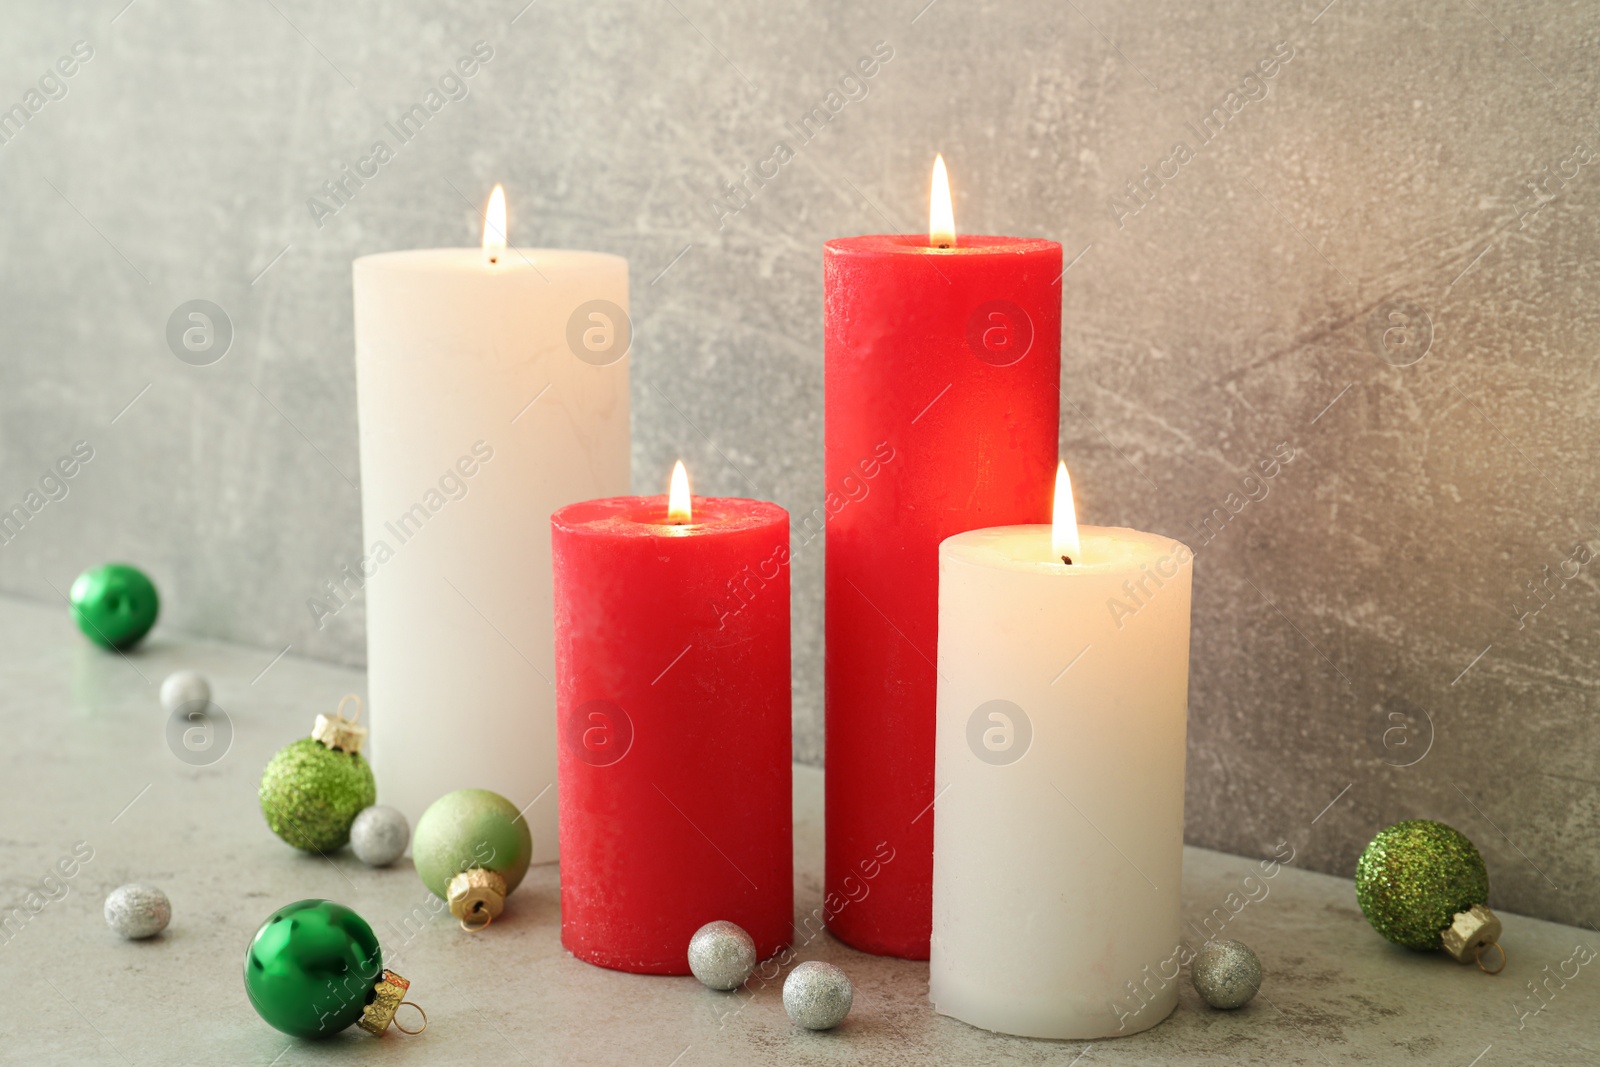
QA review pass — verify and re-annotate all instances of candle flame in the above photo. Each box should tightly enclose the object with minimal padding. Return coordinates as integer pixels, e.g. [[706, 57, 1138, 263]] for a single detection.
[[930, 154, 955, 248], [1052, 460, 1082, 565], [667, 460, 692, 523], [483, 184, 507, 265]]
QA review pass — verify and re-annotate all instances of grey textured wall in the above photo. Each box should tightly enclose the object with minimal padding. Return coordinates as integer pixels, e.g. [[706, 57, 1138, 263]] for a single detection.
[[1, 1, 1595, 927]]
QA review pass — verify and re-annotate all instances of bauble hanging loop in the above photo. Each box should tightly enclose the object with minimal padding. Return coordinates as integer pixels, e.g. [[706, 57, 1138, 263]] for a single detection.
[[1475, 940, 1507, 975], [393, 1002, 428, 1035]]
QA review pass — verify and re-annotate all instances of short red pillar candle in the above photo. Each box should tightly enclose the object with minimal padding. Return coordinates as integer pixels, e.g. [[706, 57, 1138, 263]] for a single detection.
[[823, 219, 1061, 958], [552, 473, 793, 973]]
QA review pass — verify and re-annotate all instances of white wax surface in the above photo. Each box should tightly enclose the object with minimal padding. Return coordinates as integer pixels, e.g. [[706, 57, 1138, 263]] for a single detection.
[[354, 247, 629, 861], [931, 525, 1193, 1039]]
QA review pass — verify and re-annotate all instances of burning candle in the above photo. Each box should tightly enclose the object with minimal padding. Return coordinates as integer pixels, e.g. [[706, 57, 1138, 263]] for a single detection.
[[930, 462, 1193, 1038], [353, 186, 630, 859], [551, 464, 792, 973], [823, 157, 1061, 958]]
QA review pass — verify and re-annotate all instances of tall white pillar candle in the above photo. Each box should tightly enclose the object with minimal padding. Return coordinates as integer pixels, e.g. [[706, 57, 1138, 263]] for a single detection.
[[353, 220, 629, 862], [931, 524, 1192, 1038]]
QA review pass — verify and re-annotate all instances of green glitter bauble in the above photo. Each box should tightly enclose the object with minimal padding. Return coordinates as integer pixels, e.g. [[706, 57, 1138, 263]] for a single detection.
[[70, 563, 159, 650], [1355, 820, 1488, 950], [412, 789, 533, 901], [259, 738, 376, 853], [243, 898, 381, 1038]]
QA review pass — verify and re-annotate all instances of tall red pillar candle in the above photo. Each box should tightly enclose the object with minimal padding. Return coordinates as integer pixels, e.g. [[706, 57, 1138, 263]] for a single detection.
[[823, 233, 1061, 958], [552, 481, 792, 973]]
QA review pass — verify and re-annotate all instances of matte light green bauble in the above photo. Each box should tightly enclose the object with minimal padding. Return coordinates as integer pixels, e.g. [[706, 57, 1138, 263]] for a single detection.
[[413, 789, 532, 930], [243, 899, 382, 1038], [1355, 820, 1488, 950], [70, 563, 159, 649], [259, 696, 376, 853]]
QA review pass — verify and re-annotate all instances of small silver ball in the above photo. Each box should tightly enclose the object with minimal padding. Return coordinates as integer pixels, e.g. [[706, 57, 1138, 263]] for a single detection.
[[783, 960, 853, 1030], [1192, 939, 1261, 1009], [350, 805, 410, 866], [687, 920, 757, 990], [104, 883, 170, 939], [159, 670, 210, 714]]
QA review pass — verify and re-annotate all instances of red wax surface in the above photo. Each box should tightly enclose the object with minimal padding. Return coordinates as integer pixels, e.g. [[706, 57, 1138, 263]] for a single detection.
[[552, 494, 793, 973], [823, 234, 1061, 958]]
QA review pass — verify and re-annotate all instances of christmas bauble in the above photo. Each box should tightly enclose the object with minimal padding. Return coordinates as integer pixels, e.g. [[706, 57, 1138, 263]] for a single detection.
[[260, 738, 375, 852], [104, 883, 170, 939], [259, 697, 377, 853], [413, 789, 532, 931], [1192, 939, 1261, 1008], [159, 669, 210, 713], [1355, 819, 1488, 950], [70, 563, 159, 650], [783, 961, 852, 1030], [351, 805, 410, 867], [243, 899, 382, 1038], [688, 920, 757, 990]]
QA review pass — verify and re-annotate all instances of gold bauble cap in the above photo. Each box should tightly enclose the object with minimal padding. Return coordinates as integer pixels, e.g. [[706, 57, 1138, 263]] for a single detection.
[[447, 868, 508, 932], [312, 694, 368, 754], [356, 969, 426, 1035]]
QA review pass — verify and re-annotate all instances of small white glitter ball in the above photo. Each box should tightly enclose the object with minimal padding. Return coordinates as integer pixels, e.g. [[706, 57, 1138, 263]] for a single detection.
[[104, 884, 170, 939], [159, 670, 210, 714], [1192, 939, 1262, 1009], [350, 805, 410, 866], [783, 960, 853, 1030], [687, 920, 757, 990]]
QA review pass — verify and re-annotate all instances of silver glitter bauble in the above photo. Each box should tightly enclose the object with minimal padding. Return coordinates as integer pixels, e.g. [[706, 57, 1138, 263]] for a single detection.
[[783, 960, 853, 1030], [159, 670, 210, 714], [1192, 939, 1261, 1009], [687, 920, 757, 990], [350, 804, 410, 867], [104, 883, 170, 939]]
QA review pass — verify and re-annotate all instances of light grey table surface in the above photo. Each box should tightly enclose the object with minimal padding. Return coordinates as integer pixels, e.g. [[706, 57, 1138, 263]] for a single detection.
[[0, 594, 1593, 1066]]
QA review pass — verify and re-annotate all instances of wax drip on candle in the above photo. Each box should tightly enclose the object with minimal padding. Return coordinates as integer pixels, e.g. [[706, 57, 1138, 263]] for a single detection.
[[483, 184, 507, 265], [667, 460, 692, 524], [1052, 460, 1081, 566], [930, 155, 955, 250]]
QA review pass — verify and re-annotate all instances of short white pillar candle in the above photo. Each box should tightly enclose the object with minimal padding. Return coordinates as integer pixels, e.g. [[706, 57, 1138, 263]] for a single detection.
[[931, 519, 1193, 1039]]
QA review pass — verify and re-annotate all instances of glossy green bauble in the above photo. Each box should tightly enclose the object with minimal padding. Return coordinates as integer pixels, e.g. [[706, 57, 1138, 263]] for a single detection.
[[1355, 819, 1488, 950], [259, 738, 376, 852], [244, 899, 382, 1038], [70, 563, 159, 650], [413, 788, 533, 900]]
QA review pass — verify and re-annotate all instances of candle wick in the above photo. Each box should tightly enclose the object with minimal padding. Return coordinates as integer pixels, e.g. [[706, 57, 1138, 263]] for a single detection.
[[1061, 555, 1073, 566], [936, 242, 951, 250]]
